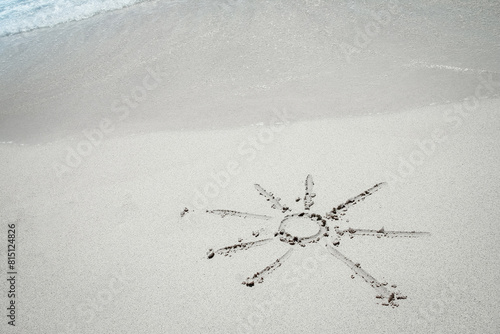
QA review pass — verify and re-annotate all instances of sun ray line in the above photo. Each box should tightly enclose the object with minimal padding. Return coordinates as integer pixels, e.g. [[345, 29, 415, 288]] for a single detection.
[[254, 183, 290, 213], [339, 227, 431, 238], [304, 174, 315, 210], [243, 247, 295, 287], [208, 238, 275, 258], [326, 182, 387, 220], [325, 241, 391, 298], [205, 209, 273, 220]]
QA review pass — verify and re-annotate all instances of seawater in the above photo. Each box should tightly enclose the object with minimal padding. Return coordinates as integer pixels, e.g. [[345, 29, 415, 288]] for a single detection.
[[0, 0, 152, 36]]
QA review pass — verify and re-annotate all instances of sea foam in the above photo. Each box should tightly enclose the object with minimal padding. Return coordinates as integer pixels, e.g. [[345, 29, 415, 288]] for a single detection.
[[0, 0, 154, 36]]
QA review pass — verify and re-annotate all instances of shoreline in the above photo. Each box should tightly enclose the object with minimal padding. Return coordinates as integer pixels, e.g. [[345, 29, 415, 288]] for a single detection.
[[1, 0, 499, 144]]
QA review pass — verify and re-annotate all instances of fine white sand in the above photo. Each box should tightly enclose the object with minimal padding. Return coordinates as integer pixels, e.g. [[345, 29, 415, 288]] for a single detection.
[[1, 0, 500, 333]]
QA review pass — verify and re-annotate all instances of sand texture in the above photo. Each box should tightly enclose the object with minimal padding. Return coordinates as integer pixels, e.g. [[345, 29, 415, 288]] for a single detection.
[[1, 0, 499, 333]]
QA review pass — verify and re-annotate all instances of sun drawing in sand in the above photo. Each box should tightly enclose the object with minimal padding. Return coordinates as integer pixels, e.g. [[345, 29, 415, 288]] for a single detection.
[[182, 175, 430, 307]]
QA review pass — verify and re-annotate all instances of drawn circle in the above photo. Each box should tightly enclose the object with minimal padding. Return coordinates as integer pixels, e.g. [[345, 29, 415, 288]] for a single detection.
[[277, 213, 327, 246]]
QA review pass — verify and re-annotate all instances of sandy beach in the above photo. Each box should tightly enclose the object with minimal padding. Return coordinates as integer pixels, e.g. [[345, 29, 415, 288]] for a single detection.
[[1, 0, 499, 333]]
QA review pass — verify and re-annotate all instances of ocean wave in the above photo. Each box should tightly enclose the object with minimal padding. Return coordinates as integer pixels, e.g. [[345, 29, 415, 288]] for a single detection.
[[0, 0, 154, 37]]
